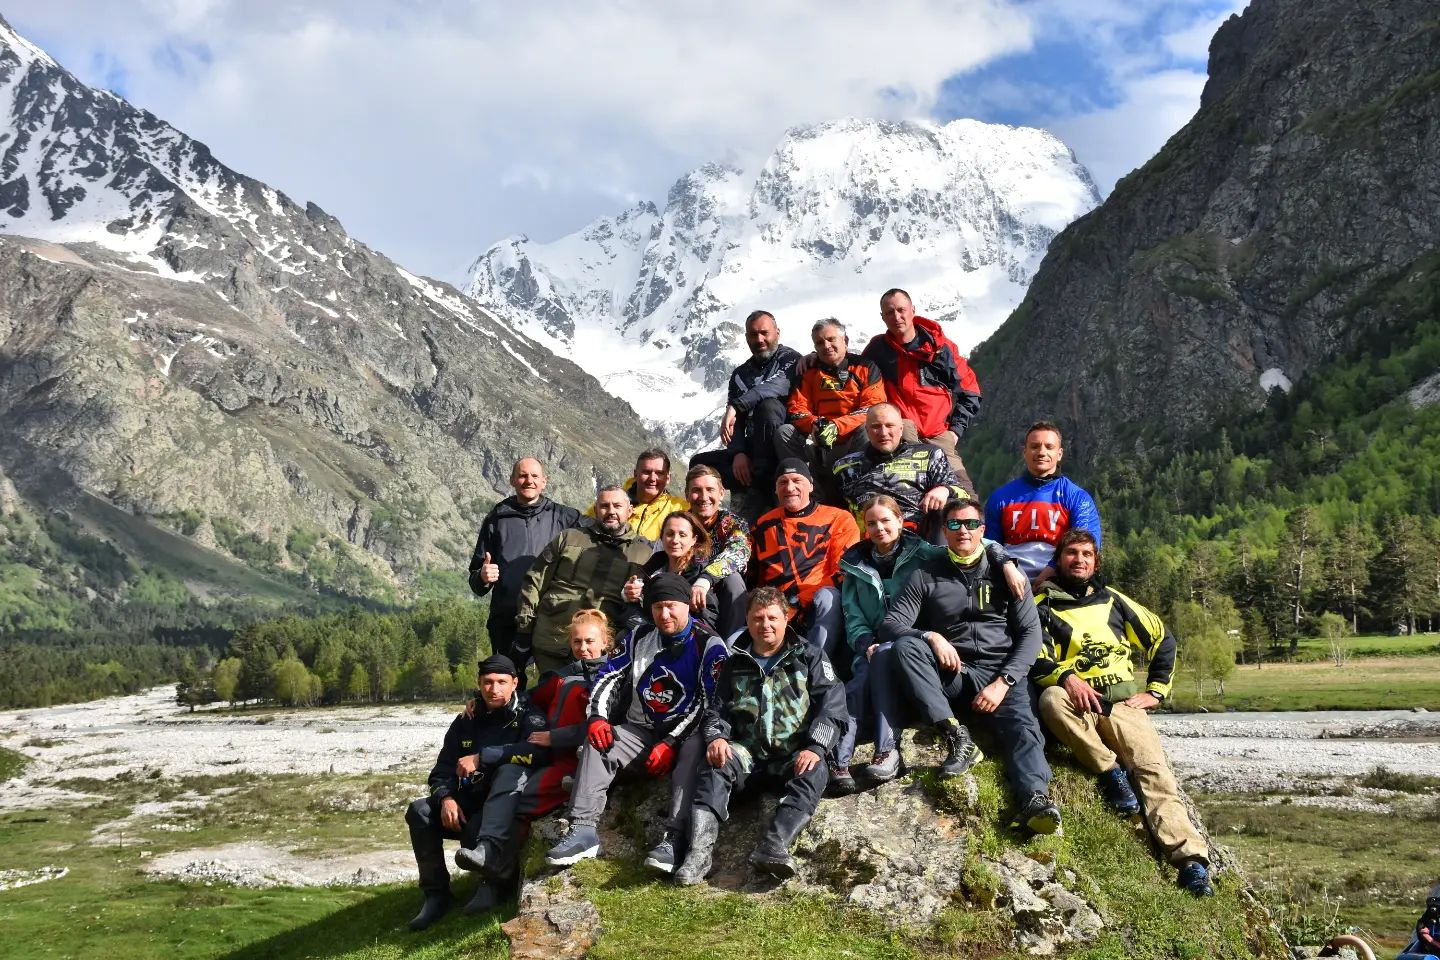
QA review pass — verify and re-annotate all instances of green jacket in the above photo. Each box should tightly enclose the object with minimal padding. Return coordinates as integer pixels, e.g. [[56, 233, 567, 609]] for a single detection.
[[514, 520, 654, 660], [839, 534, 944, 669], [703, 627, 848, 765]]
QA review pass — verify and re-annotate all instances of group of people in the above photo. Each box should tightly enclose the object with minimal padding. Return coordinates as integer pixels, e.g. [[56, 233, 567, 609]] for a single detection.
[[404, 289, 1215, 931]]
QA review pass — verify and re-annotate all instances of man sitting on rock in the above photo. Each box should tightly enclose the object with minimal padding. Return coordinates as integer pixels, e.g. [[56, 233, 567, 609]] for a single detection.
[[880, 497, 1061, 834], [1031, 529, 1214, 897], [776, 319, 886, 474], [545, 574, 728, 875], [514, 483, 654, 675], [751, 459, 860, 658], [674, 586, 848, 885], [587, 448, 688, 542], [833, 402, 969, 541], [404, 655, 549, 931], [689, 309, 801, 515]]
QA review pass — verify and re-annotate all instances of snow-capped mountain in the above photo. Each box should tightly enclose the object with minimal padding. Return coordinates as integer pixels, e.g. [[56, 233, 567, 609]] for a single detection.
[[465, 117, 1101, 445], [0, 15, 653, 582]]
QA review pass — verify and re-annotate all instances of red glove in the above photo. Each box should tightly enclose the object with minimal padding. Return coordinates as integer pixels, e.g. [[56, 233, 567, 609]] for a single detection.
[[645, 740, 675, 776], [586, 717, 614, 752]]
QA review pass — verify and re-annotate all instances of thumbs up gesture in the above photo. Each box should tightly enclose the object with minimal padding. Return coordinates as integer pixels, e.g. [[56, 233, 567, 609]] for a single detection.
[[480, 552, 500, 585]]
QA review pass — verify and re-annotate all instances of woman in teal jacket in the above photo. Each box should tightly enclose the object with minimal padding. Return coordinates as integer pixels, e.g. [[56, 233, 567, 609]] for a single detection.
[[836, 494, 1023, 790]]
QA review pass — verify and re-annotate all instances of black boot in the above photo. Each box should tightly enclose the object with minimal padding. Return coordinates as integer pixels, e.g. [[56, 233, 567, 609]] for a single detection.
[[674, 807, 721, 886], [462, 882, 500, 915], [408, 892, 453, 931], [750, 803, 811, 879]]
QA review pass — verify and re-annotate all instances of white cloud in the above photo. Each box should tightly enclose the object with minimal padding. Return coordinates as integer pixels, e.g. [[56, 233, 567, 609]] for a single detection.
[[8, 0, 1034, 280]]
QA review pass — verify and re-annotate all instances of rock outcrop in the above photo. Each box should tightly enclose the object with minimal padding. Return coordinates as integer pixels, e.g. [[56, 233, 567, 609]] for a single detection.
[[969, 0, 1440, 467]]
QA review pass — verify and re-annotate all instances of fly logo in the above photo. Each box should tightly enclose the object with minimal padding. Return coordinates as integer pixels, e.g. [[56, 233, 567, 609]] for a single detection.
[[1002, 503, 1071, 545]]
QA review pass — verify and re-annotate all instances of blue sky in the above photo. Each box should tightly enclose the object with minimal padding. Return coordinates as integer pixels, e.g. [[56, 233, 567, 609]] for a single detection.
[[8, 0, 1242, 281]]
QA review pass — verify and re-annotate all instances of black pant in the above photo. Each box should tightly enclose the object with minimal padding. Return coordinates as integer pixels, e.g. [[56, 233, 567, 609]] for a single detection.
[[693, 750, 828, 822], [404, 765, 537, 893], [689, 397, 787, 495], [892, 634, 1051, 802], [486, 609, 518, 661]]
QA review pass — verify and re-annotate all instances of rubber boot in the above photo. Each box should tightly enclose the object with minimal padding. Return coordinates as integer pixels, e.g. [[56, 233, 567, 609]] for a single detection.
[[408, 835, 453, 931], [674, 807, 721, 886], [462, 882, 500, 915], [750, 803, 811, 879], [408, 891, 453, 931]]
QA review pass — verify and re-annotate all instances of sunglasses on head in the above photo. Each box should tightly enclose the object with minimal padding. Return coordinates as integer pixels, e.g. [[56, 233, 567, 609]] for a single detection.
[[944, 517, 983, 531]]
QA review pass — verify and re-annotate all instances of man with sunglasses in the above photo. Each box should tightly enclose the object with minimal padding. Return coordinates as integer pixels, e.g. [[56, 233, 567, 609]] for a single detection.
[[879, 498, 1060, 834]]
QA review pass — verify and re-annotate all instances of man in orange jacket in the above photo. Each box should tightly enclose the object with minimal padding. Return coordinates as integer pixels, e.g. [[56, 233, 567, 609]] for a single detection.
[[777, 319, 886, 476], [750, 459, 860, 658]]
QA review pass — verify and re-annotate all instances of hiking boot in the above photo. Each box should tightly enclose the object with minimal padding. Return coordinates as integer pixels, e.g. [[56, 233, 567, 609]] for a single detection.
[[1178, 860, 1215, 897], [643, 831, 678, 874], [750, 803, 811, 880], [864, 749, 902, 783], [826, 765, 858, 796], [1099, 766, 1141, 817], [545, 824, 601, 866], [937, 719, 984, 777], [454, 839, 499, 874], [462, 882, 499, 915], [674, 807, 720, 886], [407, 891, 453, 931], [1018, 791, 1063, 835]]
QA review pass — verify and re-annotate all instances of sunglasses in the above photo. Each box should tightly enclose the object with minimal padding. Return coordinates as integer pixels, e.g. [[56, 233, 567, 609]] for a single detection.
[[944, 517, 983, 531]]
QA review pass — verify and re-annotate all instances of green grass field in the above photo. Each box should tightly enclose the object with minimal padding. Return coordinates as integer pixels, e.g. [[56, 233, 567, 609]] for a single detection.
[[1211, 655, 1440, 711], [1286, 632, 1440, 663]]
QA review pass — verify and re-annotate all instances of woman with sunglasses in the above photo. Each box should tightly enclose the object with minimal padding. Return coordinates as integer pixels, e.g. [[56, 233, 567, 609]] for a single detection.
[[835, 494, 1024, 791]]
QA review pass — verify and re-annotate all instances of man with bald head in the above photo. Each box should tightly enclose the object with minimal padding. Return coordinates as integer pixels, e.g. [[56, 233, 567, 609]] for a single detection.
[[832, 403, 969, 540], [469, 457, 581, 662]]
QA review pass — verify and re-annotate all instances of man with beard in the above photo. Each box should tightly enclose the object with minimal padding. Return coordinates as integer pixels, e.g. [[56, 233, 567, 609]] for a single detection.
[[404, 655, 549, 930], [689, 310, 801, 515], [674, 586, 848, 885], [468, 457, 581, 662], [1032, 529, 1213, 897], [514, 484, 654, 675], [544, 574, 728, 875]]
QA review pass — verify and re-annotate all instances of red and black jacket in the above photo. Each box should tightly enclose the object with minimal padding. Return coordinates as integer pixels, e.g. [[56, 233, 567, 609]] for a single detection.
[[861, 315, 981, 440]]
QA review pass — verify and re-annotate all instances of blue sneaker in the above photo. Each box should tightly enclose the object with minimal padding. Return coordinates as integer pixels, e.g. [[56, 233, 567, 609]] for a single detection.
[[1099, 766, 1141, 816], [545, 825, 601, 866], [1178, 860, 1215, 897]]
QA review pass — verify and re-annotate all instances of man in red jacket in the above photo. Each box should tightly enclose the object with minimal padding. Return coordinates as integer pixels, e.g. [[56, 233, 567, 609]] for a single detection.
[[861, 288, 981, 493]]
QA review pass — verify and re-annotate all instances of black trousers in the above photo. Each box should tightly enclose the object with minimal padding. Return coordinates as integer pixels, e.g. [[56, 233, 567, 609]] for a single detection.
[[404, 764, 538, 893], [892, 634, 1051, 802], [486, 609, 519, 661], [693, 749, 828, 822], [689, 397, 787, 496]]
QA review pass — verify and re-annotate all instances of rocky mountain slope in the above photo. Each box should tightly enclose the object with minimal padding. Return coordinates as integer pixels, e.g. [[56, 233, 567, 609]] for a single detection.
[[0, 17, 654, 591], [968, 0, 1440, 467], [465, 118, 1099, 446]]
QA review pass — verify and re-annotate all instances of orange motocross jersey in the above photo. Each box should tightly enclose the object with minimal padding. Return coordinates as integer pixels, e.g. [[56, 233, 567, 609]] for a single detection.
[[786, 354, 886, 440], [750, 503, 860, 617]]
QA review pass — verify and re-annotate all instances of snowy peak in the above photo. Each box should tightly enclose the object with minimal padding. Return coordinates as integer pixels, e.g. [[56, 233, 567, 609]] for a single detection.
[[463, 116, 1100, 443]]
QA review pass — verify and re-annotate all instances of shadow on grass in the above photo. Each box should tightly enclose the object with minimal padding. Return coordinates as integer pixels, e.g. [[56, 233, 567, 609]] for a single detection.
[[217, 880, 511, 960]]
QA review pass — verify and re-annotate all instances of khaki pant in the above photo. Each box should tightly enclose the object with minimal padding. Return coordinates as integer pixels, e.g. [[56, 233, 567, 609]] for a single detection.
[[900, 421, 974, 495], [1038, 685, 1208, 867]]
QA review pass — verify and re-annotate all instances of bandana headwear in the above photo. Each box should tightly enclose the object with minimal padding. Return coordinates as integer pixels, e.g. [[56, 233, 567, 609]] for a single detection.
[[644, 572, 692, 606], [477, 654, 519, 678]]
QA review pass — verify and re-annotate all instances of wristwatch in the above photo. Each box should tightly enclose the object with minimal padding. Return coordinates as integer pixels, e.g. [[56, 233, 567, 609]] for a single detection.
[[1000, 674, 1017, 687]]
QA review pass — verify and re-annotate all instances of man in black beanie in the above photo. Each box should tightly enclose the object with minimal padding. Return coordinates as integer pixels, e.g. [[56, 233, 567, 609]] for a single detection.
[[545, 573, 729, 875], [403, 655, 550, 931]]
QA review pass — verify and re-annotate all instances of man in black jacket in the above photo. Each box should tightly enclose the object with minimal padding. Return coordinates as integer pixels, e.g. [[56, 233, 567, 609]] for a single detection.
[[879, 498, 1060, 834], [467, 457, 581, 662], [674, 587, 848, 885], [403, 655, 550, 931], [689, 310, 800, 515]]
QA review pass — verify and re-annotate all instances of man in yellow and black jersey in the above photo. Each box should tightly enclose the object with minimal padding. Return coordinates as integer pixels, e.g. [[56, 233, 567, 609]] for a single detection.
[[1031, 529, 1214, 898]]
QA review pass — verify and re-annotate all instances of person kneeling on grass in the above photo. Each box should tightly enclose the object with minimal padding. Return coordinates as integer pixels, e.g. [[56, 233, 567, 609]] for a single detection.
[[674, 586, 848, 885], [545, 573, 728, 874], [1032, 529, 1215, 897], [404, 655, 549, 931]]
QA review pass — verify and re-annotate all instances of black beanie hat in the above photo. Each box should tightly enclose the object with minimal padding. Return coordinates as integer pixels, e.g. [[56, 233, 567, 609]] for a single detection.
[[644, 572, 692, 606], [477, 654, 519, 678], [776, 458, 813, 483]]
